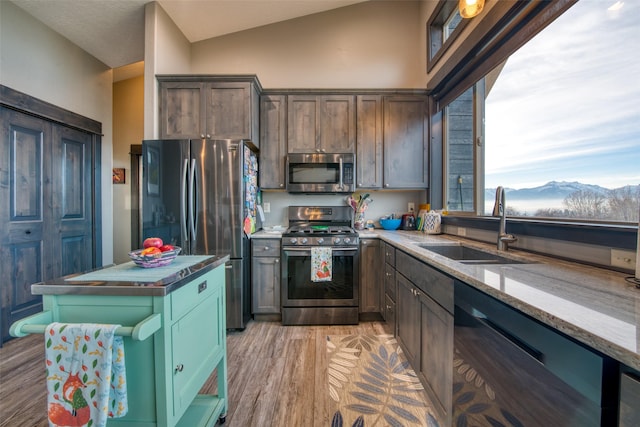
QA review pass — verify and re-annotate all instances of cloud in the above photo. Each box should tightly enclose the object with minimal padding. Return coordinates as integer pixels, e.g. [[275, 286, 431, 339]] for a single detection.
[[485, 0, 640, 189]]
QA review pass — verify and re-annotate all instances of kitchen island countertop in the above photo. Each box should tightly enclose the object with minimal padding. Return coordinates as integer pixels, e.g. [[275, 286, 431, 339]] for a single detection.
[[360, 229, 640, 371], [31, 254, 230, 297]]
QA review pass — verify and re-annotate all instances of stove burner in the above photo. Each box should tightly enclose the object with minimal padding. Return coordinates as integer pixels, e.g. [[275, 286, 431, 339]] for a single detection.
[[283, 206, 359, 247], [287, 225, 354, 234]]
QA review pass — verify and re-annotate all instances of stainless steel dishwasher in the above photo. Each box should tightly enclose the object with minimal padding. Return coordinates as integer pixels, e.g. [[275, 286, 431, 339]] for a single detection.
[[453, 280, 617, 426]]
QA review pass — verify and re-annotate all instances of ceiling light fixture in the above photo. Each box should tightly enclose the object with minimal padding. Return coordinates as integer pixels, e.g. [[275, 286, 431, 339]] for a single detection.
[[459, 0, 485, 19]]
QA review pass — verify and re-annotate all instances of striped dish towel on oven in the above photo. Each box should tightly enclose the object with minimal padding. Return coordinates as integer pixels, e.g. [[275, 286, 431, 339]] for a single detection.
[[311, 246, 332, 282]]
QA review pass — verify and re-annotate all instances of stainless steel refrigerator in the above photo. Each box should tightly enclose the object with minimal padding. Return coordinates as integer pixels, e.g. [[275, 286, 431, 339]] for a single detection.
[[142, 138, 259, 330]]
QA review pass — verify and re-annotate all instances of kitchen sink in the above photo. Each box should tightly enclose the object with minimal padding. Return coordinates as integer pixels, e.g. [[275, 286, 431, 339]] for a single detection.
[[413, 243, 527, 265]]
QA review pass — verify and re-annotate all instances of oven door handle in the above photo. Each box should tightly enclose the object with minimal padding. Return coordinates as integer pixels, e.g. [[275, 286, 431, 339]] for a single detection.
[[282, 247, 359, 255]]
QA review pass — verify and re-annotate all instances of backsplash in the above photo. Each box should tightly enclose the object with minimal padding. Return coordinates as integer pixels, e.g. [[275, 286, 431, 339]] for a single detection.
[[260, 190, 427, 228]]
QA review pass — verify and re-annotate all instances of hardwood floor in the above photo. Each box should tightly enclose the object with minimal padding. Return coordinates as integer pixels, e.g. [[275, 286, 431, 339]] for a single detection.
[[0, 320, 395, 427]]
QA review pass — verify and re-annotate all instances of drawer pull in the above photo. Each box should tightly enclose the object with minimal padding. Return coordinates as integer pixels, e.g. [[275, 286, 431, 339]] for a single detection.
[[198, 281, 207, 293], [175, 364, 184, 373], [265, 246, 270, 251]]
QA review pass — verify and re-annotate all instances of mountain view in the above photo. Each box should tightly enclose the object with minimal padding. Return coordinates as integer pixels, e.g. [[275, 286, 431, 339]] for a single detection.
[[484, 181, 640, 222]]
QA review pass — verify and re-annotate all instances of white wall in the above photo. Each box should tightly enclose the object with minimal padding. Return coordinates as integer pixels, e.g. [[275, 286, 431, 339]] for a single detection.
[[191, 1, 426, 89], [1, 1, 114, 266], [143, 2, 192, 139]]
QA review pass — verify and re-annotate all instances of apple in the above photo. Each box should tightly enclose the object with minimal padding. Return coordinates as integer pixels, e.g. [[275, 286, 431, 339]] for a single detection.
[[143, 237, 163, 249], [159, 244, 174, 252], [140, 247, 161, 256]]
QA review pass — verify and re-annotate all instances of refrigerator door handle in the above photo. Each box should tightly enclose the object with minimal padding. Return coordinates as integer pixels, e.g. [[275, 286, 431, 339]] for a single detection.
[[181, 158, 189, 243], [189, 158, 197, 240]]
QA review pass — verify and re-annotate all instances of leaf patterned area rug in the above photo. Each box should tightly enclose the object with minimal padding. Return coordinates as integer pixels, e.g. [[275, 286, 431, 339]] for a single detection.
[[326, 334, 440, 427]]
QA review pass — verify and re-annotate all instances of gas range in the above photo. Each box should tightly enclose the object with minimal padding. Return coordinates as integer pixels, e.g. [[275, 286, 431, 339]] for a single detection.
[[282, 206, 359, 247], [281, 205, 360, 326]]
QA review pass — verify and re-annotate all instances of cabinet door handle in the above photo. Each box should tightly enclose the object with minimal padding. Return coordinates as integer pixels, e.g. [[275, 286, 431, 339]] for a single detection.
[[279, 183, 284, 188], [175, 364, 184, 373], [275, 259, 279, 263], [198, 281, 207, 293]]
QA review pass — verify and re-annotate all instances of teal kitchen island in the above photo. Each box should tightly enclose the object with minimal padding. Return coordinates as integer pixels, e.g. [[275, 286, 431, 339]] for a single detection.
[[10, 255, 229, 427]]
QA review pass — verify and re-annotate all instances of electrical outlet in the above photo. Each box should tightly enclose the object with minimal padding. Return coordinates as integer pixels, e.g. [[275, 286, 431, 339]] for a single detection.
[[263, 202, 271, 213], [611, 249, 636, 269], [408, 202, 415, 212], [458, 227, 466, 237]]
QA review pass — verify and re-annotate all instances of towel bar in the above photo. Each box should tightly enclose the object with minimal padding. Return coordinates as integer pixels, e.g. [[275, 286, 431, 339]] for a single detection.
[[9, 311, 162, 341]]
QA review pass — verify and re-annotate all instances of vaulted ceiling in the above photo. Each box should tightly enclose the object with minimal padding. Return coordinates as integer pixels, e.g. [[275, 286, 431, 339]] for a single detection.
[[10, 0, 368, 69]]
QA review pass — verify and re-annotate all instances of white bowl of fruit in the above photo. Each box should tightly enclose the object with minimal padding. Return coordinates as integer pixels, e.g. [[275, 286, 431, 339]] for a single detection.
[[129, 238, 181, 268]]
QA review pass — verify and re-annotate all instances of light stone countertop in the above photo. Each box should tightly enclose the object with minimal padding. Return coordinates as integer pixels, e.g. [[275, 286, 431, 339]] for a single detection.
[[359, 230, 640, 371], [252, 228, 285, 238]]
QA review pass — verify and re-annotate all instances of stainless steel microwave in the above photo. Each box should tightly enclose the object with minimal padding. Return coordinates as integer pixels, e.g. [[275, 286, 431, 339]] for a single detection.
[[286, 153, 355, 193]]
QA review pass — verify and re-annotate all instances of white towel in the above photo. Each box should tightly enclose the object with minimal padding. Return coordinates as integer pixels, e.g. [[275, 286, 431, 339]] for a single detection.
[[311, 246, 332, 282]]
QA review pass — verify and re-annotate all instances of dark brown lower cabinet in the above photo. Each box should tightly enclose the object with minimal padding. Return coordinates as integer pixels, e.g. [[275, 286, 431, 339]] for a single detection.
[[0, 103, 98, 344], [251, 238, 281, 316], [382, 242, 396, 335], [359, 238, 382, 318], [396, 251, 454, 426]]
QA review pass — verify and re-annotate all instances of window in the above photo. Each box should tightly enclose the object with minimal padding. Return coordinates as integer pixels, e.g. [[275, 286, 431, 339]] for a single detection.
[[444, 9, 463, 40], [444, 85, 477, 212], [445, 0, 640, 223], [427, 0, 470, 72]]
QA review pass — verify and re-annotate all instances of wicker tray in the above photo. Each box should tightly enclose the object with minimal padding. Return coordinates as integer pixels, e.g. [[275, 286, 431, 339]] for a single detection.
[[128, 247, 182, 268]]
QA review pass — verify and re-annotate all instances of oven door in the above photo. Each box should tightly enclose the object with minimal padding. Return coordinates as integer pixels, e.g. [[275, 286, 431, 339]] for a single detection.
[[281, 246, 359, 307]]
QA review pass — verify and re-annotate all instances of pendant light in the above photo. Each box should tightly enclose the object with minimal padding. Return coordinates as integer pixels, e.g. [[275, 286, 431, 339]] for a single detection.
[[459, 0, 485, 19]]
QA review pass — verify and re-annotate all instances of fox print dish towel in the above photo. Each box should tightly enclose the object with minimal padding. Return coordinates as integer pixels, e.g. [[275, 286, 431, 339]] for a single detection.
[[45, 323, 128, 427], [311, 246, 332, 282]]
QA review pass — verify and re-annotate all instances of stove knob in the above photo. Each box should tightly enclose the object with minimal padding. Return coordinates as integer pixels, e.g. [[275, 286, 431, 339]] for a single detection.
[[317, 238, 324, 244], [290, 238, 297, 244], [344, 237, 351, 244], [301, 238, 308, 244], [333, 237, 342, 244]]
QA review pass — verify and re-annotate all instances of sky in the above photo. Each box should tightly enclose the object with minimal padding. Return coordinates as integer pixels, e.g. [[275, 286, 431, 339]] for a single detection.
[[484, 0, 640, 190]]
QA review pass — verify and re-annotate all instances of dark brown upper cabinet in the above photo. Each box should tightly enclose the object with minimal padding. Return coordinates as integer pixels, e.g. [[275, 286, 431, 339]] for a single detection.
[[287, 95, 356, 154], [158, 75, 261, 145]]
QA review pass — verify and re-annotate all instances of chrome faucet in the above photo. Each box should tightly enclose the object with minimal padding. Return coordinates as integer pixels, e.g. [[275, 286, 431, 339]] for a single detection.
[[492, 186, 517, 251]]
